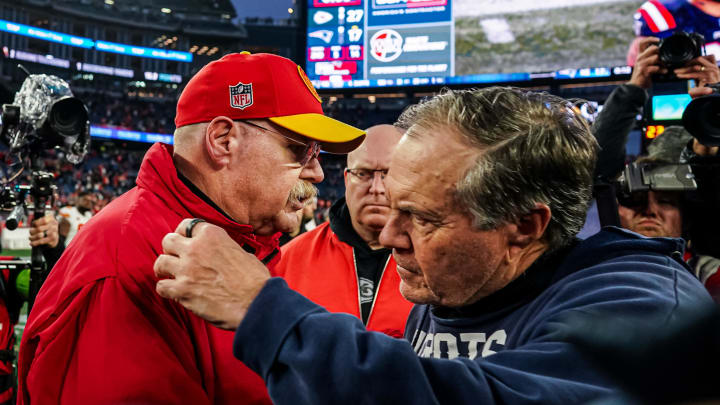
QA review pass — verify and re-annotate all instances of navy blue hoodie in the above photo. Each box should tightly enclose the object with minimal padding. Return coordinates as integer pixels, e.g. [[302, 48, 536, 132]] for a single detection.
[[233, 227, 714, 404]]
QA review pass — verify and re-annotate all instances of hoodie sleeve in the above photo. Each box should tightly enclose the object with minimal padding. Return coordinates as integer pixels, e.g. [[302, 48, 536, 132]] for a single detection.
[[236, 247, 714, 405], [234, 279, 616, 405], [591, 84, 648, 181]]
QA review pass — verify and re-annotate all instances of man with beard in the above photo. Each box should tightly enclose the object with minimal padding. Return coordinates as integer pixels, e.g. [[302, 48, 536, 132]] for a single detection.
[[58, 190, 95, 245], [274, 125, 412, 336], [17, 52, 365, 405]]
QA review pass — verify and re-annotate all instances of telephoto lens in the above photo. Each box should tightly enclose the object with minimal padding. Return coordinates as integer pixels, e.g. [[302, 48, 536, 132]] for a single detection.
[[46, 97, 88, 138], [682, 84, 720, 146]]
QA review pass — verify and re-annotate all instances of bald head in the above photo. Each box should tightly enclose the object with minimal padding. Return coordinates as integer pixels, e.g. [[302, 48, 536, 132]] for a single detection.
[[347, 125, 404, 169], [344, 124, 404, 249]]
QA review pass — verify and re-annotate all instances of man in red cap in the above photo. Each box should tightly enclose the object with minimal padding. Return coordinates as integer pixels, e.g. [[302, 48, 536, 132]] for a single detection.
[[17, 52, 365, 404]]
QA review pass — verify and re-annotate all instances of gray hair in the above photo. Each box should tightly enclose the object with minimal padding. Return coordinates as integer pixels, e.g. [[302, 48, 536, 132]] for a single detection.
[[395, 87, 598, 251]]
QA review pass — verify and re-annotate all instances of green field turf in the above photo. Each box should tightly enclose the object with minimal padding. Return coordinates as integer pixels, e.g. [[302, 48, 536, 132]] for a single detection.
[[0, 249, 31, 259]]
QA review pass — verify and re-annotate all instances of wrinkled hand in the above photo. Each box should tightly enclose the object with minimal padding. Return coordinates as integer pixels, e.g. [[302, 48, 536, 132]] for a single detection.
[[154, 219, 271, 330], [675, 55, 720, 87], [629, 37, 665, 89], [28, 214, 59, 248]]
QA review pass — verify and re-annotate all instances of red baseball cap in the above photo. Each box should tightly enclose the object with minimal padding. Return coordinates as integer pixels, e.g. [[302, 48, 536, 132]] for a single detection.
[[175, 52, 365, 153]]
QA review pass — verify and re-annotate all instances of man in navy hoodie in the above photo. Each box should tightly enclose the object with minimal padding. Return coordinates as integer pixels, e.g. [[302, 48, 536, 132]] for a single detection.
[[154, 87, 714, 405]]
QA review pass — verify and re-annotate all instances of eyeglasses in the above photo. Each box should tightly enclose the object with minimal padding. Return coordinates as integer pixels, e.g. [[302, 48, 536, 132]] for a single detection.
[[240, 120, 321, 167], [346, 168, 389, 181]]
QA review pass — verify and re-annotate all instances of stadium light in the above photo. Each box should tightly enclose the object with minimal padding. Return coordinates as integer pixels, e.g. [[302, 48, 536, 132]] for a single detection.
[[288, 8, 294, 14], [105, 0, 114, 4], [161, 8, 172, 14]]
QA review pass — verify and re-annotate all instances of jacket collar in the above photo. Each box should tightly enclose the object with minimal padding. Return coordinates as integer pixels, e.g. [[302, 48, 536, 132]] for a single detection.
[[136, 143, 279, 258], [329, 196, 391, 255]]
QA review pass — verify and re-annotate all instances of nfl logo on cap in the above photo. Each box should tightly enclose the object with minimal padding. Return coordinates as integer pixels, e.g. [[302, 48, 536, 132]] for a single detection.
[[229, 82, 253, 109]]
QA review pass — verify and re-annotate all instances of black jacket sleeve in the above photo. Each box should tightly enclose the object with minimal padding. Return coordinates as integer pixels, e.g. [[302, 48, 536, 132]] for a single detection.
[[592, 84, 648, 181]]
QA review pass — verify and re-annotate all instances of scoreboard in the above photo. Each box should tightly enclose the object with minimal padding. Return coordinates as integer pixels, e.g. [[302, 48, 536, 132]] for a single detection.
[[304, 1, 654, 90], [306, 0, 453, 88]]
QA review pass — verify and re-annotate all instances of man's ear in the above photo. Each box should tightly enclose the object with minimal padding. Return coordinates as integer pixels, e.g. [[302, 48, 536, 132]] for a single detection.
[[204, 116, 236, 167], [508, 203, 552, 250]]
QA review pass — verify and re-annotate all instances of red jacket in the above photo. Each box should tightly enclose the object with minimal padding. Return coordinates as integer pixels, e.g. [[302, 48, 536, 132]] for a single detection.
[[272, 220, 413, 337], [18, 143, 277, 404]]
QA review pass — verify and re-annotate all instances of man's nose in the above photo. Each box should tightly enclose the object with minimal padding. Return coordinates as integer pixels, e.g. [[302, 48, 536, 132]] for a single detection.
[[300, 157, 324, 183], [379, 211, 411, 251], [641, 200, 660, 217], [369, 172, 386, 195]]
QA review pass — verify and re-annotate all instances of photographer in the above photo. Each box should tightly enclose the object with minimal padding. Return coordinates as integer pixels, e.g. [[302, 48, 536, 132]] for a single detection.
[[593, 35, 720, 301], [616, 130, 720, 298], [616, 129, 690, 240], [594, 36, 720, 182]]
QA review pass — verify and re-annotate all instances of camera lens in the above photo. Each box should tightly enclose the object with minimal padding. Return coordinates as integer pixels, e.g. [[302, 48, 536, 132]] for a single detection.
[[683, 96, 720, 146], [47, 97, 88, 137], [659, 33, 700, 69]]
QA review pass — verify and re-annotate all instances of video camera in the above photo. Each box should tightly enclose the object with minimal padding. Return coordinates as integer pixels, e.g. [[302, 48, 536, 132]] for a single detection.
[[0, 67, 89, 311], [0, 69, 89, 169], [613, 162, 697, 212], [612, 83, 720, 257], [616, 162, 697, 195], [682, 83, 720, 146]]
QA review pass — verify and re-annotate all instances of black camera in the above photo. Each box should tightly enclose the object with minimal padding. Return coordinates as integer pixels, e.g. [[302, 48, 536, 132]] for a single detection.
[[0, 69, 89, 311], [0, 71, 89, 170], [615, 162, 697, 204], [658, 31, 705, 70], [683, 83, 720, 146]]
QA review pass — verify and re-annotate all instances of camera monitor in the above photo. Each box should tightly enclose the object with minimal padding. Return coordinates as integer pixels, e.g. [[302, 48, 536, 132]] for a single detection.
[[652, 93, 693, 121]]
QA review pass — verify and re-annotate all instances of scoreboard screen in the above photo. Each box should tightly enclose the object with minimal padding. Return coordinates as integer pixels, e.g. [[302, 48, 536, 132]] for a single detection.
[[306, 0, 644, 89], [307, 0, 453, 88]]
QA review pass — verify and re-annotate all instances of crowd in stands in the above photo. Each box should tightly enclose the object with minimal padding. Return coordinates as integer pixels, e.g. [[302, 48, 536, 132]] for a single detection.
[[77, 91, 177, 135], [323, 98, 405, 130], [51, 146, 145, 208], [0, 146, 144, 212]]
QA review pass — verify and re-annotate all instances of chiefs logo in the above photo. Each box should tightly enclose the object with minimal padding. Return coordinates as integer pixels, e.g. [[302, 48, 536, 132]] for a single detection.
[[297, 66, 322, 104], [370, 29, 403, 62]]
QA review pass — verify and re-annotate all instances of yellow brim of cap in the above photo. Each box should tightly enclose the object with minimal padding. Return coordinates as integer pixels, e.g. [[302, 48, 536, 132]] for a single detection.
[[269, 113, 366, 154]]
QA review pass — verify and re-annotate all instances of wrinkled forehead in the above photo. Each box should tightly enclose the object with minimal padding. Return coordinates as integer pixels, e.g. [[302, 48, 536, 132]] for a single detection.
[[387, 126, 480, 199]]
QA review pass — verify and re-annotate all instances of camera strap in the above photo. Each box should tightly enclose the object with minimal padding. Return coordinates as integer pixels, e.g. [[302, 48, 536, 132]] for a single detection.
[[594, 182, 621, 228]]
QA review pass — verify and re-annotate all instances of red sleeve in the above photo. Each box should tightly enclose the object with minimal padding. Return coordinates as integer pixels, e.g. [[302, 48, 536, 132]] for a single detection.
[[19, 278, 211, 405]]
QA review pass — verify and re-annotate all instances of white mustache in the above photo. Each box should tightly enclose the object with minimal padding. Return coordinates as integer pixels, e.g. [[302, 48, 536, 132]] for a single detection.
[[288, 181, 317, 204]]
